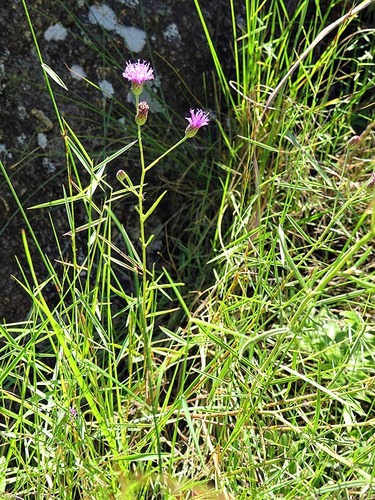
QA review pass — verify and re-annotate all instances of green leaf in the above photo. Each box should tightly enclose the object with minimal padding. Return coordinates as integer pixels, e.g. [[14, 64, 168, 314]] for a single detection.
[[143, 191, 167, 221]]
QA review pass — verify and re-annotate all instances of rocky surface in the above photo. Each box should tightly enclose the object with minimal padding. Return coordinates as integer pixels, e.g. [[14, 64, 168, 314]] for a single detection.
[[0, 0, 237, 322]]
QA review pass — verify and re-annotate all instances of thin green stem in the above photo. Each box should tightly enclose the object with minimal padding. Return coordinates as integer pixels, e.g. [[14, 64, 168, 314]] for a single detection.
[[135, 95, 163, 475], [145, 136, 189, 172]]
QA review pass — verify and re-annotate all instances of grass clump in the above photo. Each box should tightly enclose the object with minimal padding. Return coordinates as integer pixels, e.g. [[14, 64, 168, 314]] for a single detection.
[[1, 0, 375, 498]]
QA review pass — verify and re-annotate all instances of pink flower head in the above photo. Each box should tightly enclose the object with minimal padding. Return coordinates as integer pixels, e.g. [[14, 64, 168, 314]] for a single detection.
[[185, 109, 209, 138], [122, 60, 154, 95], [69, 407, 78, 419]]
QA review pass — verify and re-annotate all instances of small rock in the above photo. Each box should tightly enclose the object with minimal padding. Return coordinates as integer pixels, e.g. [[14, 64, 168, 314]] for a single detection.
[[42, 157, 56, 174], [163, 23, 181, 43], [44, 23, 68, 42], [16, 133, 27, 145], [118, 0, 139, 6], [88, 4, 117, 31], [99, 79, 114, 98], [37, 133, 48, 150], [70, 64, 87, 80], [115, 25, 146, 53], [17, 106, 27, 120]]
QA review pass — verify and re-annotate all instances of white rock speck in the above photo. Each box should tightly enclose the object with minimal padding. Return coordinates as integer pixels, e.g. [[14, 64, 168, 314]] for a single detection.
[[42, 157, 56, 174], [87, 3, 146, 53], [70, 64, 87, 80], [18, 106, 27, 120], [163, 23, 181, 43], [0, 144, 6, 154], [17, 133, 27, 145], [115, 25, 146, 53], [118, 0, 139, 6], [99, 79, 114, 98], [44, 23, 68, 42], [38, 133, 48, 150], [88, 4, 117, 31]]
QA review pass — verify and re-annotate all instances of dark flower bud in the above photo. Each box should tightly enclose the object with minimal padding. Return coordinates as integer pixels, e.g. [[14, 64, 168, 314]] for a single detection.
[[135, 101, 149, 126]]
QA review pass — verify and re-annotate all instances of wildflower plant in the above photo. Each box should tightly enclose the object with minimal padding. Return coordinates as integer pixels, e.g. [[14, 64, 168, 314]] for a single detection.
[[0, 46, 209, 496], [120, 59, 209, 467], [121, 61, 209, 294]]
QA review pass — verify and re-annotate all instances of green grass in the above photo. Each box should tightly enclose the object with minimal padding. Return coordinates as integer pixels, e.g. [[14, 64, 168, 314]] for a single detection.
[[1, 0, 375, 498]]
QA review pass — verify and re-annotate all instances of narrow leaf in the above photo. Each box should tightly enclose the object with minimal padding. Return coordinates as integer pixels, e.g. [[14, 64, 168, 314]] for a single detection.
[[42, 63, 68, 91], [143, 191, 167, 221]]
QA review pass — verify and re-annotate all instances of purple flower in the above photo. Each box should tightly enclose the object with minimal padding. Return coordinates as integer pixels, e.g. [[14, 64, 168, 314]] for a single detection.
[[185, 109, 209, 137], [69, 407, 78, 419], [122, 60, 154, 95]]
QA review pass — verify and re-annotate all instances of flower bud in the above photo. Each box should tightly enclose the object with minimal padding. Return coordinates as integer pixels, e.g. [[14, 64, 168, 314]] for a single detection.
[[135, 101, 149, 126], [131, 82, 143, 96], [116, 169, 127, 181], [348, 135, 361, 147]]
